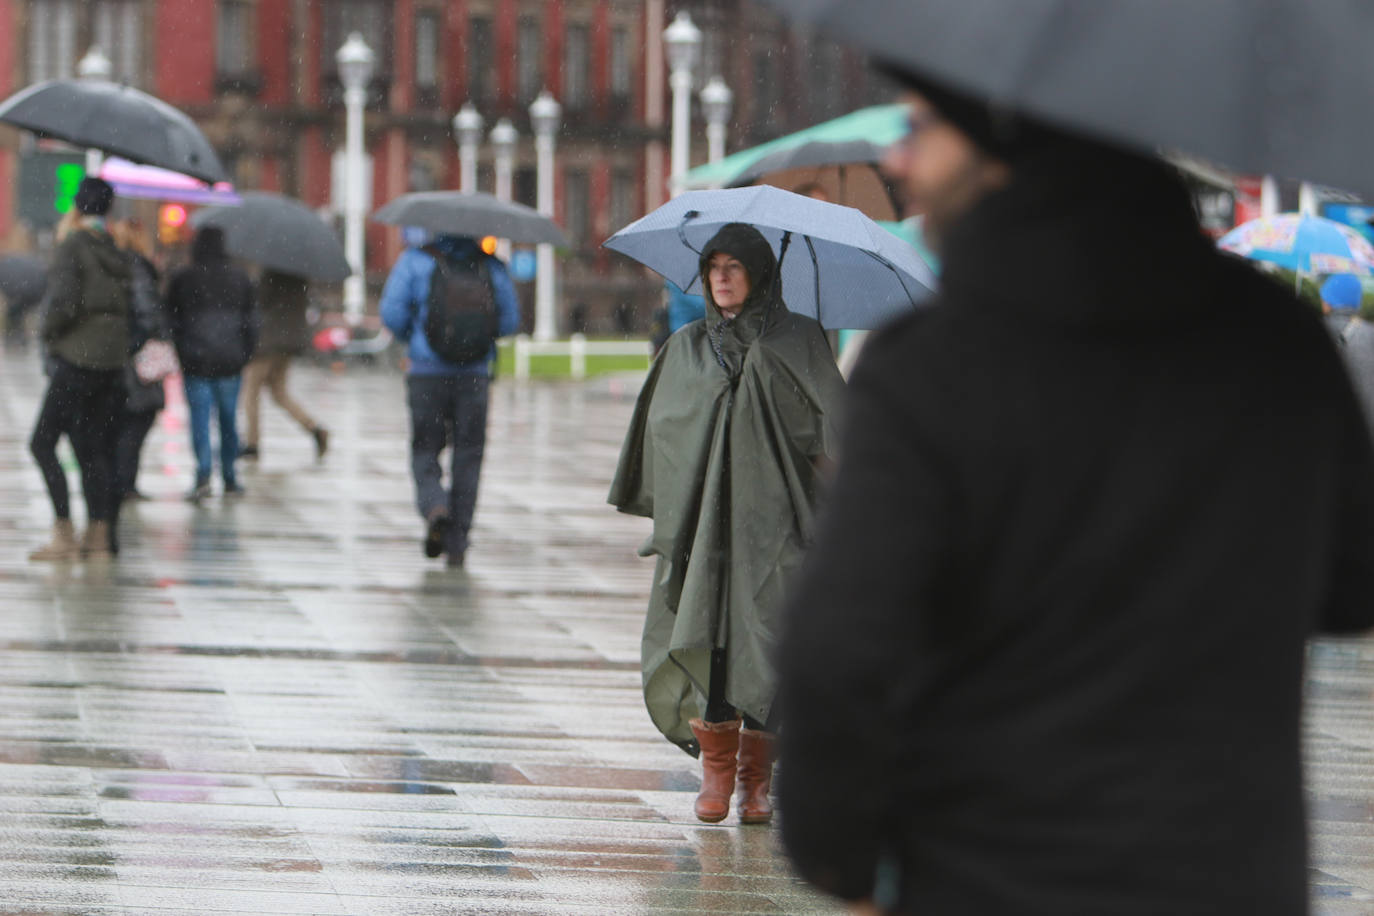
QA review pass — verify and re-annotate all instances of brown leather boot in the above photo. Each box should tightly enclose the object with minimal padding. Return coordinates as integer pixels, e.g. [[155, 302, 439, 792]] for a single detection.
[[735, 727, 776, 825], [29, 519, 78, 562], [81, 521, 111, 561], [690, 717, 740, 823]]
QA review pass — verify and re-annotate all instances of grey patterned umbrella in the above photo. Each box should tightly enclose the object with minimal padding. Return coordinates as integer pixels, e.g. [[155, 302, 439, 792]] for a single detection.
[[372, 191, 568, 246], [0, 79, 227, 184], [192, 192, 350, 283]]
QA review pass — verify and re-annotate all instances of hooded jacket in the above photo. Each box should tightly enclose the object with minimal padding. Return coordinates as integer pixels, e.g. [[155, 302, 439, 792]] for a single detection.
[[609, 223, 846, 754], [776, 146, 1374, 914], [166, 229, 259, 377], [41, 224, 132, 370]]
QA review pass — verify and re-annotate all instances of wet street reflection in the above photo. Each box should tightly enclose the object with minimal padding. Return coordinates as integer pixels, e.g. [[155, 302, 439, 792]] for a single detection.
[[0, 352, 842, 914], [1, 351, 1371, 913]]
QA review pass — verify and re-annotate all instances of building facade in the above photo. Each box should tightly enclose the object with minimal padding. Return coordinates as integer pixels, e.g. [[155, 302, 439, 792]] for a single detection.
[[0, 0, 883, 332]]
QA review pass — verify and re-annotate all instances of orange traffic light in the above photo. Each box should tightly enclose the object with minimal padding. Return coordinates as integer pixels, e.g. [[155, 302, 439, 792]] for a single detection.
[[158, 204, 188, 244]]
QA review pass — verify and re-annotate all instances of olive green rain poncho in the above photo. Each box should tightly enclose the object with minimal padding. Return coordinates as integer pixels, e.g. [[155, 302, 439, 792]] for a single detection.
[[609, 223, 846, 756]]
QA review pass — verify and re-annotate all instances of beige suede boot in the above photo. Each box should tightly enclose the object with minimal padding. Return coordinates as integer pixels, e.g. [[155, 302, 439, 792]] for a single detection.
[[81, 521, 112, 561], [29, 519, 79, 562]]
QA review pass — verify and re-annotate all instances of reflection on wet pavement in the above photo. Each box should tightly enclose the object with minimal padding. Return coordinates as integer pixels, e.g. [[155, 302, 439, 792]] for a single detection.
[[0, 353, 841, 914], [1, 351, 1371, 914]]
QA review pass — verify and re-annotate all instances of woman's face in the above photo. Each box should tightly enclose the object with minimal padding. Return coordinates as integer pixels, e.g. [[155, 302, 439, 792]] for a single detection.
[[707, 252, 751, 317]]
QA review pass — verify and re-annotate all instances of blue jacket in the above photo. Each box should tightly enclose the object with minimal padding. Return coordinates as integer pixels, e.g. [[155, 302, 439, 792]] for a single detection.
[[667, 281, 706, 333], [379, 236, 521, 376]]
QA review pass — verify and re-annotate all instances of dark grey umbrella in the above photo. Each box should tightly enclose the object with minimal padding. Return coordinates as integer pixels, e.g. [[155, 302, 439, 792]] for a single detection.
[[0, 255, 48, 304], [372, 191, 568, 246], [771, 0, 1374, 196], [191, 192, 350, 283], [0, 79, 227, 184]]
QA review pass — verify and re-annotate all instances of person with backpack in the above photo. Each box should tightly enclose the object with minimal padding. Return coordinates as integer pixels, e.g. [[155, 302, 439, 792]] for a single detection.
[[379, 233, 520, 567]]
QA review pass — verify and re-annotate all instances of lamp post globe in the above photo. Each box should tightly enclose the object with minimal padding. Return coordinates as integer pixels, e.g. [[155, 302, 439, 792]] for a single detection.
[[663, 11, 702, 76], [490, 118, 518, 164], [700, 76, 733, 164], [453, 103, 484, 192], [336, 32, 375, 92], [77, 46, 112, 81], [529, 91, 562, 140]]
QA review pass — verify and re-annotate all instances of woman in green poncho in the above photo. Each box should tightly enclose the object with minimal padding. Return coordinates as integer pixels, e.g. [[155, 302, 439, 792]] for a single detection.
[[609, 223, 846, 825]]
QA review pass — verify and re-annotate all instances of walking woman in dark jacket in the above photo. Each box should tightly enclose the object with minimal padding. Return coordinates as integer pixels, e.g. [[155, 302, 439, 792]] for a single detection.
[[166, 226, 258, 501], [28, 178, 131, 562]]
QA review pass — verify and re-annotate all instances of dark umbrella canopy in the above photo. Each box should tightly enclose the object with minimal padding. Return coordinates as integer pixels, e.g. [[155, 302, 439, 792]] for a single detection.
[[191, 192, 350, 283], [0, 255, 48, 304], [372, 191, 568, 246], [770, 0, 1374, 196], [0, 79, 228, 184]]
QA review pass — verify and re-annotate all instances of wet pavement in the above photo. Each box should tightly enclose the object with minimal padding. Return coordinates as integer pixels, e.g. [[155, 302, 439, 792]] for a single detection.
[[0, 348, 1372, 915]]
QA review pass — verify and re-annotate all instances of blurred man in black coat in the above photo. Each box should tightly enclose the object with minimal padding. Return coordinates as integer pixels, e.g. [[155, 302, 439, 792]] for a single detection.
[[776, 75, 1374, 916]]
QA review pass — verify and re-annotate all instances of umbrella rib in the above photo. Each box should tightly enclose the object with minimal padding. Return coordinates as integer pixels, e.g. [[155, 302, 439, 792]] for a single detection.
[[863, 249, 919, 307], [804, 234, 821, 321]]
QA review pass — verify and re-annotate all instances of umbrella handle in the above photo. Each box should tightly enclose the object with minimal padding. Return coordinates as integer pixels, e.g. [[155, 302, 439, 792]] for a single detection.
[[677, 210, 703, 255]]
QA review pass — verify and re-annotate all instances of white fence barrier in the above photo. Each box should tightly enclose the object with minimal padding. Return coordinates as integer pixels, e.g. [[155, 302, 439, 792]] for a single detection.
[[511, 334, 653, 380]]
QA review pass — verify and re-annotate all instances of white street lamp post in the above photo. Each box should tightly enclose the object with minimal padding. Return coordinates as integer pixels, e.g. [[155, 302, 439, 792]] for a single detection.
[[337, 32, 375, 327], [663, 11, 701, 197], [700, 76, 732, 165], [453, 103, 483, 193], [77, 46, 112, 175], [530, 91, 561, 342], [490, 118, 518, 261]]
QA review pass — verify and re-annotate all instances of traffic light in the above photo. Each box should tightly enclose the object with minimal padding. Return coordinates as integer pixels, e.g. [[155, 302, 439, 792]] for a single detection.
[[158, 203, 188, 245]]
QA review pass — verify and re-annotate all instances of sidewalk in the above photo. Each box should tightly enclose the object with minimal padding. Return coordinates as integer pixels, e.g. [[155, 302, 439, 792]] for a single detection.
[[0, 348, 1370, 914]]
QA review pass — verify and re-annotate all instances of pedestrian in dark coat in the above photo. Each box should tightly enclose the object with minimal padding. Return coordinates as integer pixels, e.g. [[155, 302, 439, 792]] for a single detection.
[[776, 75, 1374, 915], [239, 269, 328, 462], [28, 179, 131, 562], [166, 226, 257, 501]]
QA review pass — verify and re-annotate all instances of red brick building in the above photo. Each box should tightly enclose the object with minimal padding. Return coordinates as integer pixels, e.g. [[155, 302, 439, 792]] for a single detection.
[[0, 0, 881, 330]]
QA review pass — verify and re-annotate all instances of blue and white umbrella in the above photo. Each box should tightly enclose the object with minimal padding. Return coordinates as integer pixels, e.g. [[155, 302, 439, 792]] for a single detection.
[[604, 186, 937, 330], [1218, 213, 1374, 276]]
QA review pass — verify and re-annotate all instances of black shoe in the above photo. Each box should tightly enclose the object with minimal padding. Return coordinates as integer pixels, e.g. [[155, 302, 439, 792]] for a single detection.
[[239, 445, 259, 460], [313, 428, 329, 460], [185, 480, 212, 503], [423, 513, 451, 558], [223, 482, 246, 498]]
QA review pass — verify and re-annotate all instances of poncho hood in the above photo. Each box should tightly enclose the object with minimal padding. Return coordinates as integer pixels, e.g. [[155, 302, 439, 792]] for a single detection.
[[699, 222, 785, 376]]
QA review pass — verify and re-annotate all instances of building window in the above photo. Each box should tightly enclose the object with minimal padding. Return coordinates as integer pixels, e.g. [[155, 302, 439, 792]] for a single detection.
[[217, 0, 253, 78], [415, 9, 439, 93], [29, 0, 78, 83], [565, 170, 589, 247], [609, 169, 635, 234], [563, 24, 589, 111], [322, 0, 392, 88], [468, 16, 492, 104], [517, 18, 542, 104], [94, 0, 142, 86], [610, 26, 630, 100]]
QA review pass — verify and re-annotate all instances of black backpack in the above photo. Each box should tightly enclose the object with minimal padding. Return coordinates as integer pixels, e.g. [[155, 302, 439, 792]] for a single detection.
[[422, 245, 498, 365]]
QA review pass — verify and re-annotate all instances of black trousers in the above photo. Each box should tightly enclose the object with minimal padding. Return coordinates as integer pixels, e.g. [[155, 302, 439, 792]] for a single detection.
[[704, 648, 770, 731], [115, 408, 158, 499], [30, 358, 124, 524]]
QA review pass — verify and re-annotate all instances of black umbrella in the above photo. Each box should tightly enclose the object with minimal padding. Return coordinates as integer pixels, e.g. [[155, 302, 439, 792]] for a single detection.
[[191, 192, 350, 283], [0, 79, 227, 184], [0, 255, 48, 304], [770, 0, 1374, 196], [372, 191, 568, 246]]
